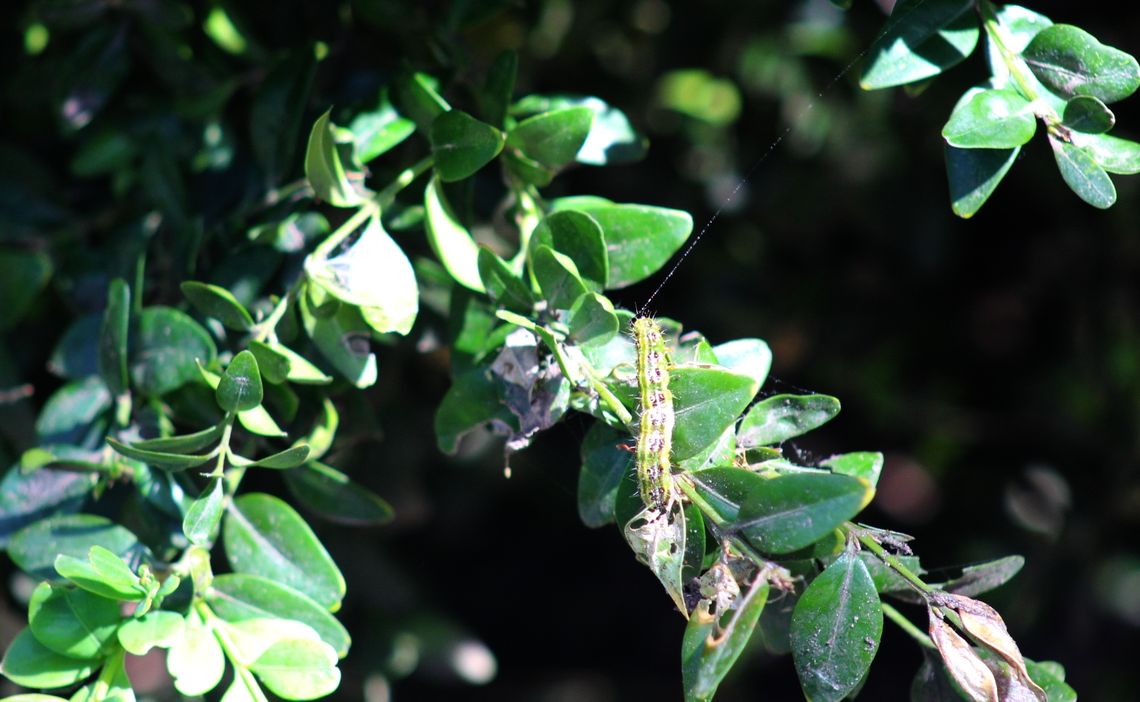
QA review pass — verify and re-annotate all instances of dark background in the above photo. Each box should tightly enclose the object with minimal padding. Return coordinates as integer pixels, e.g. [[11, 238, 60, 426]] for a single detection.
[[3, 0, 1139, 699]]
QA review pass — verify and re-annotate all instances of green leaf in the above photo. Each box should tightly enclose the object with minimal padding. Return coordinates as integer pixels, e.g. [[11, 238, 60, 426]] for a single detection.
[[738, 394, 841, 447], [0, 628, 97, 690], [528, 209, 608, 289], [935, 555, 1025, 597], [820, 452, 884, 487], [568, 292, 619, 347], [224, 493, 346, 611], [1068, 131, 1140, 174], [217, 350, 264, 413], [393, 71, 450, 132], [249, 341, 333, 385], [133, 423, 224, 453], [574, 204, 692, 289], [709, 338, 772, 389], [300, 293, 378, 389], [860, 0, 978, 89], [1023, 24, 1140, 104], [477, 247, 535, 311], [430, 110, 506, 182], [946, 143, 1020, 218], [117, 611, 185, 655], [942, 88, 1036, 149], [1025, 659, 1077, 702], [28, 582, 121, 659], [306, 214, 419, 335], [348, 89, 416, 163], [246, 445, 312, 469], [250, 637, 341, 700], [98, 278, 130, 396], [131, 306, 217, 396], [481, 50, 517, 127], [304, 108, 365, 207], [283, 462, 392, 526], [49, 314, 101, 380], [106, 436, 214, 471], [1062, 95, 1115, 133], [167, 614, 225, 696], [577, 422, 632, 528], [183, 476, 225, 545], [434, 368, 514, 454], [1049, 134, 1116, 208], [791, 552, 882, 702], [682, 579, 769, 702], [209, 573, 351, 657], [503, 148, 556, 186], [250, 211, 330, 253], [10, 514, 145, 581], [506, 106, 593, 168], [684, 467, 767, 525], [35, 376, 111, 444], [54, 545, 146, 601], [513, 94, 647, 165], [250, 49, 317, 185], [735, 473, 873, 554], [671, 366, 760, 461], [424, 176, 485, 292], [532, 245, 589, 310], [0, 248, 51, 331], [0, 468, 94, 549], [181, 281, 255, 331], [298, 398, 338, 461]]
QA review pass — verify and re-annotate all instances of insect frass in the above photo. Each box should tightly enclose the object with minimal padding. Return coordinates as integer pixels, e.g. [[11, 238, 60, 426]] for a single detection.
[[632, 316, 675, 512]]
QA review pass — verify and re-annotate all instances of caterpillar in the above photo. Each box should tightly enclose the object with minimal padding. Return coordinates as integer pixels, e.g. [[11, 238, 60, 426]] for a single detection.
[[633, 316, 675, 512]]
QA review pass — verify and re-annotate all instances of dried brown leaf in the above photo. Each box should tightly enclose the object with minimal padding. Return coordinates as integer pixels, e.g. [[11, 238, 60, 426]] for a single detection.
[[941, 594, 1047, 702], [927, 606, 999, 702]]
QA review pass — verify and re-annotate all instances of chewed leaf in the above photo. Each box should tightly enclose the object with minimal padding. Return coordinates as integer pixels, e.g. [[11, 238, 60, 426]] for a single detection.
[[623, 501, 689, 616]]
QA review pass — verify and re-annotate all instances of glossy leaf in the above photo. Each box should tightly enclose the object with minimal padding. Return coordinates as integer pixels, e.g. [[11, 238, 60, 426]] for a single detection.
[[130, 306, 217, 396], [709, 338, 771, 389], [682, 578, 769, 702], [117, 610, 185, 655], [0, 467, 94, 548], [528, 209, 608, 289], [1023, 24, 1140, 104], [133, 423, 224, 453], [28, 582, 120, 659], [305, 108, 364, 207], [250, 637, 341, 700], [348, 89, 415, 163], [217, 350, 264, 413], [393, 71, 450, 132], [860, 0, 978, 89], [434, 367, 514, 454], [671, 366, 759, 461], [1025, 660, 1077, 702], [577, 422, 632, 528], [946, 143, 1020, 218], [54, 544, 146, 601], [1062, 95, 1114, 134], [575, 203, 692, 289], [942, 89, 1036, 149], [481, 50, 517, 127], [250, 341, 333, 385], [685, 466, 768, 524], [506, 106, 593, 167], [106, 436, 213, 471], [424, 176, 484, 292], [532, 245, 589, 310], [431, 110, 505, 182], [513, 94, 647, 165], [224, 493, 346, 611], [98, 278, 130, 395], [300, 294, 378, 389], [35, 376, 110, 444], [1068, 131, 1140, 174], [181, 281, 255, 331], [167, 614, 226, 696], [738, 394, 841, 447], [568, 292, 619, 347], [735, 473, 872, 554], [820, 451, 884, 487], [10, 514, 145, 580], [209, 573, 351, 657], [0, 628, 97, 690], [183, 476, 224, 545], [284, 461, 393, 526], [790, 551, 883, 702], [477, 247, 535, 311], [1048, 134, 1116, 208], [48, 313, 101, 379]]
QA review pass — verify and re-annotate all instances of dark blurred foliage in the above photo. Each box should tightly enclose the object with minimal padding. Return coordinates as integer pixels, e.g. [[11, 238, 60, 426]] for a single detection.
[[1, 0, 1138, 699]]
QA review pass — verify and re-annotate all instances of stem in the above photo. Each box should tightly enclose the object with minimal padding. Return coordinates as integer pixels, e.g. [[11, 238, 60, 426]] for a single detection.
[[883, 601, 935, 649], [581, 364, 633, 425], [198, 600, 271, 702], [978, 0, 1061, 123], [210, 417, 234, 478], [375, 155, 434, 209], [849, 523, 934, 596], [677, 476, 789, 575], [90, 648, 126, 697]]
